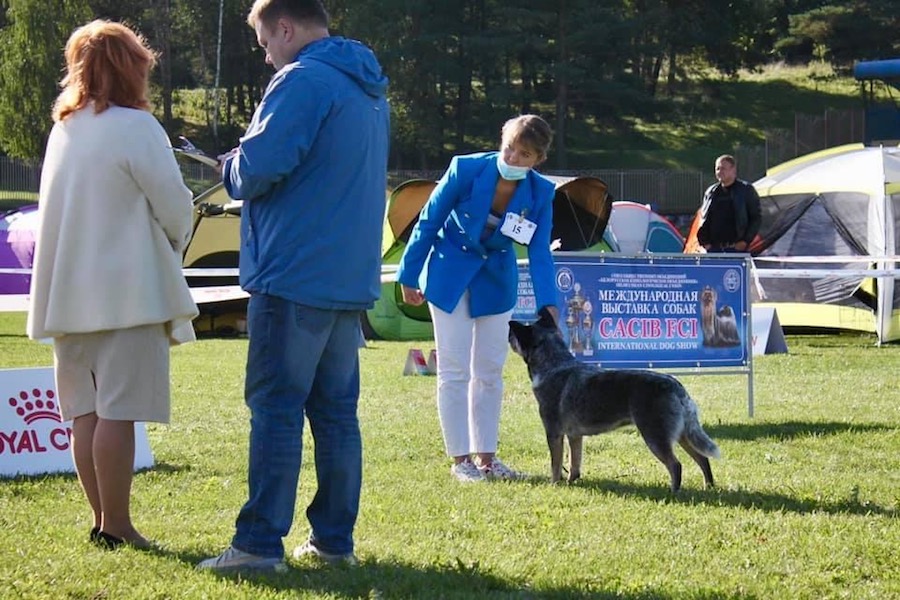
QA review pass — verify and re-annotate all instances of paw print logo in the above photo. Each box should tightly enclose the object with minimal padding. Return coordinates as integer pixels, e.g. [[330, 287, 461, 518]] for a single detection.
[[8, 388, 62, 424]]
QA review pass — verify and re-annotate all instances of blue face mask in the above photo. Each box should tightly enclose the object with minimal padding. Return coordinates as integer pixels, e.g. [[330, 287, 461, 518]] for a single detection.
[[497, 154, 530, 181]]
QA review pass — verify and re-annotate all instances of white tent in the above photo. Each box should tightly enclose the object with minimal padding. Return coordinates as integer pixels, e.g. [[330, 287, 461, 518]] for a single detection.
[[750, 143, 900, 342], [0, 204, 37, 295]]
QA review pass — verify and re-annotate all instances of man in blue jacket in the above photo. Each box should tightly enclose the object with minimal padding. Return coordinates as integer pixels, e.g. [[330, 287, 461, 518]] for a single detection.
[[198, 0, 389, 572]]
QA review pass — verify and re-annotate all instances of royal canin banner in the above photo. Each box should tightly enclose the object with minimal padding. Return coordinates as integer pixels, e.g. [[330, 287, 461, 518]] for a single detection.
[[1, 367, 154, 477]]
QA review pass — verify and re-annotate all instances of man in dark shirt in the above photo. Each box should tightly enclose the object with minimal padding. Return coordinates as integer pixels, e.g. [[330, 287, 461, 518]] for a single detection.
[[697, 154, 761, 252]]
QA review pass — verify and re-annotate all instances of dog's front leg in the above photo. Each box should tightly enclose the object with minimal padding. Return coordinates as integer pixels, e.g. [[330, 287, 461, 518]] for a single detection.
[[547, 433, 565, 483], [567, 435, 583, 483]]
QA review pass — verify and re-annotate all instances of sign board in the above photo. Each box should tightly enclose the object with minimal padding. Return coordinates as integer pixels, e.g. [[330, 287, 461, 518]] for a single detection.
[[751, 306, 788, 355], [515, 254, 750, 369], [1, 367, 154, 477]]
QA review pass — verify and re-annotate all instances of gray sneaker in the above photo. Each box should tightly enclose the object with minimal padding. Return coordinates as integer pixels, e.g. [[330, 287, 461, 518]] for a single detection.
[[196, 546, 287, 572], [450, 459, 485, 482], [478, 457, 522, 480], [292, 540, 358, 566]]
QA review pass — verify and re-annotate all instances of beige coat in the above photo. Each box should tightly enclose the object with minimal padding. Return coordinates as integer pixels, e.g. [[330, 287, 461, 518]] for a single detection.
[[27, 105, 198, 344]]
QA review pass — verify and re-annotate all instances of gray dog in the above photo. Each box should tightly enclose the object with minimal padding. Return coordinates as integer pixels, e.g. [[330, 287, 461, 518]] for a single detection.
[[508, 307, 720, 491]]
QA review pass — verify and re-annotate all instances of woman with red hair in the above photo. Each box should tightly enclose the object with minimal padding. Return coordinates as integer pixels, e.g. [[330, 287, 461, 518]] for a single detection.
[[27, 20, 198, 549]]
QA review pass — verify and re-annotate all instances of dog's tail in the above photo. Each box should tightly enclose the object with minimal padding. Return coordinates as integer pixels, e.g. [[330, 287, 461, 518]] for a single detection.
[[681, 397, 721, 459]]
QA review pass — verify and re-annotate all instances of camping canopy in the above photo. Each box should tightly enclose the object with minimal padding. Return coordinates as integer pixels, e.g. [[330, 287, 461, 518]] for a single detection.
[[183, 183, 241, 287], [606, 201, 684, 254], [717, 143, 900, 342], [179, 183, 247, 334], [853, 59, 900, 144], [854, 58, 900, 85], [365, 175, 614, 340], [0, 204, 37, 295]]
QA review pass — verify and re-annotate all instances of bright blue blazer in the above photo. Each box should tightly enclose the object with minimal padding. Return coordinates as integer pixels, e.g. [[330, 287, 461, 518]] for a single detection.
[[397, 152, 557, 317]]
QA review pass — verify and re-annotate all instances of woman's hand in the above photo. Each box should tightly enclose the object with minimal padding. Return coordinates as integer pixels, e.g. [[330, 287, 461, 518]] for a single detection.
[[400, 285, 425, 306]]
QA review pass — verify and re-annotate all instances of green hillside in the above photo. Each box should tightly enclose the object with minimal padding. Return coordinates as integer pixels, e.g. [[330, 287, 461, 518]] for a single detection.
[[563, 62, 866, 172], [0, 62, 877, 217], [170, 62, 868, 176]]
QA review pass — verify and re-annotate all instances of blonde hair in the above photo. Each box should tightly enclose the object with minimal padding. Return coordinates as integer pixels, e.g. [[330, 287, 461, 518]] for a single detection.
[[501, 114, 553, 160], [53, 20, 157, 122]]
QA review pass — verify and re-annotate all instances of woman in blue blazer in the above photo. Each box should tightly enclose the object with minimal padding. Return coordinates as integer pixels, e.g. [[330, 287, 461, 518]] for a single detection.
[[397, 115, 559, 482]]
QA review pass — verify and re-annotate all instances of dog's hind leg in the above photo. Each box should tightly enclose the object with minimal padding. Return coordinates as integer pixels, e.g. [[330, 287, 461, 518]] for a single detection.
[[547, 433, 565, 483], [641, 437, 682, 492], [678, 438, 715, 488], [634, 415, 684, 492], [566, 435, 583, 483]]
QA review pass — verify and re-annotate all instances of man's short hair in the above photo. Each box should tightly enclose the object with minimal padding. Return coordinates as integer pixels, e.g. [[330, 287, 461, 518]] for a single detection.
[[716, 154, 736, 168], [248, 0, 329, 29]]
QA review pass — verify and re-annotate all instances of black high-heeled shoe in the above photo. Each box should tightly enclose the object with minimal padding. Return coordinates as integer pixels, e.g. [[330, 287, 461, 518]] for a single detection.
[[93, 531, 125, 550], [89, 526, 101, 543]]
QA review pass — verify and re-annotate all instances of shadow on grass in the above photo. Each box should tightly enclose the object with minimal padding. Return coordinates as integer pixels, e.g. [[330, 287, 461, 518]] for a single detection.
[[142, 461, 193, 475], [573, 479, 897, 518], [167, 549, 752, 599], [0, 461, 191, 483], [705, 420, 895, 442]]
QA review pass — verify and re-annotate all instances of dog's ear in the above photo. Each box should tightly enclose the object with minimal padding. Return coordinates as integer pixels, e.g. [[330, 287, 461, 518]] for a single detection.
[[508, 320, 532, 349], [537, 306, 557, 328]]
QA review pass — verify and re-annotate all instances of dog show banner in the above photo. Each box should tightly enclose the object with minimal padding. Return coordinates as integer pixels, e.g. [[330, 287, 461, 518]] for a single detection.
[[1, 367, 155, 477], [515, 253, 751, 369]]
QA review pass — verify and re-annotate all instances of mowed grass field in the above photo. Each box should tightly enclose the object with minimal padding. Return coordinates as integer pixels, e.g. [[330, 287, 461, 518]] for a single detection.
[[0, 311, 898, 599]]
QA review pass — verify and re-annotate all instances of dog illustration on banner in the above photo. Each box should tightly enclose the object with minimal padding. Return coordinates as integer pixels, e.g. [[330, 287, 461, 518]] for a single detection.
[[699, 286, 740, 347], [508, 307, 720, 491]]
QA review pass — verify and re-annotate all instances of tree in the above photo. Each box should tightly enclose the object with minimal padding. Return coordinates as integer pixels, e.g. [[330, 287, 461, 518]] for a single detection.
[[0, 0, 92, 159], [784, 2, 897, 68]]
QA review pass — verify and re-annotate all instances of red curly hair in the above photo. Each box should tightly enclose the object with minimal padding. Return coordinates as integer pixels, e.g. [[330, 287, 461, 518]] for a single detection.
[[53, 20, 157, 122]]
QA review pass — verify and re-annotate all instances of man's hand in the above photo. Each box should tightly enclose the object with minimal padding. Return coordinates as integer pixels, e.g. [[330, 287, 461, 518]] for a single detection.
[[216, 147, 239, 174], [733, 240, 748, 251]]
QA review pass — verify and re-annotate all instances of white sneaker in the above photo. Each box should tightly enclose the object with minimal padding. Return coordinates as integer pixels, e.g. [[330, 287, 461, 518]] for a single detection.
[[450, 459, 485, 482], [292, 540, 358, 566], [478, 457, 522, 480], [196, 546, 287, 572]]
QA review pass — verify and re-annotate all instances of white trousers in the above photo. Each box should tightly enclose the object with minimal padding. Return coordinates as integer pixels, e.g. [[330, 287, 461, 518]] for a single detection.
[[429, 292, 512, 457]]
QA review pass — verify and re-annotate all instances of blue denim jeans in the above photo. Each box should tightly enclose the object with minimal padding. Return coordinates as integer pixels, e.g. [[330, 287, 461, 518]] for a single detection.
[[231, 293, 362, 558]]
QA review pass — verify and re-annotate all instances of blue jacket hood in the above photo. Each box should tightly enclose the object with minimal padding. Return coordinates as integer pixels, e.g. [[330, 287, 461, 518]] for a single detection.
[[298, 36, 388, 98]]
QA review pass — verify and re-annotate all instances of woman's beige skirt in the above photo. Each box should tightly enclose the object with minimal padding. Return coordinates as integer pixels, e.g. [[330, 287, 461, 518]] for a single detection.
[[53, 323, 171, 423]]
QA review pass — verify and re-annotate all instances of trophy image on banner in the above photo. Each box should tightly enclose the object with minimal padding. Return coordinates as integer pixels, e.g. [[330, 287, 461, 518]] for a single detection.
[[566, 283, 591, 354]]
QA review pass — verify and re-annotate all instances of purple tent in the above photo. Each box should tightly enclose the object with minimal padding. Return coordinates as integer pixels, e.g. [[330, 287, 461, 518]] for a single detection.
[[0, 204, 37, 294]]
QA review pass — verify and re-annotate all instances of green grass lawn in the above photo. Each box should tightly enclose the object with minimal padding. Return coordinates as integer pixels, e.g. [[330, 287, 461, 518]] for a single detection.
[[1, 311, 898, 599]]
